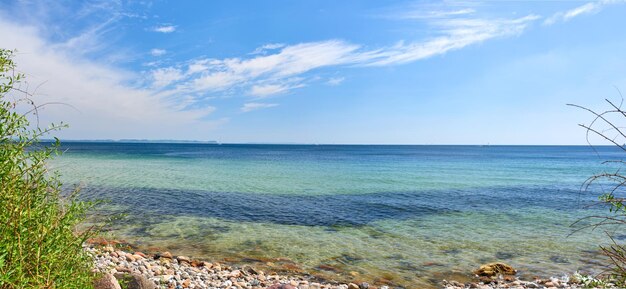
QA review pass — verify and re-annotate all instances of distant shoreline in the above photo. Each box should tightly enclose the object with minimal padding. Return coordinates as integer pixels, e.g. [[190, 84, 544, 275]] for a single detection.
[[42, 139, 219, 144], [41, 139, 615, 147]]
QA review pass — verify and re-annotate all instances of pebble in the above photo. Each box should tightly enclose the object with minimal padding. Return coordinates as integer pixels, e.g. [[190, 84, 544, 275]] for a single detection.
[[442, 276, 614, 289]]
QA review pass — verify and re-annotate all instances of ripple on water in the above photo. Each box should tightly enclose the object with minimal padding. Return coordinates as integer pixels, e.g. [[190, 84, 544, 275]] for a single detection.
[[78, 184, 600, 227]]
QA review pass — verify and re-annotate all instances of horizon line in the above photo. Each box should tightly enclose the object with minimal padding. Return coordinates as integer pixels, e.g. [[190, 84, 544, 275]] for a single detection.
[[42, 139, 614, 147]]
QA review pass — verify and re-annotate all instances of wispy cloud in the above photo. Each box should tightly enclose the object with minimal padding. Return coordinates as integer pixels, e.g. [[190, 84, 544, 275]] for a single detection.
[[364, 15, 539, 66], [150, 48, 167, 56], [54, 15, 122, 56], [153, 25, 176, 33], [153, 40, 359, 96], [544, 0, 624, 25], [151, 67, 184, 88], [241, 102, 279, 112], [384, 0, 481, 21], [327, 77, 345, 86], [151, 12, 537, 100], [251, 43, 286, 54], [0, 17, 219, 139], [249, 81, 306, 97], [250, 84, 291, 97]]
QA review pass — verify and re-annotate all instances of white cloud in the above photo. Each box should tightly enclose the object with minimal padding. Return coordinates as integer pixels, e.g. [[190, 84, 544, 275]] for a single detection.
[[251, 43, 286, 54], [1, 1, 127, 58], [327, 77, 345, 86], [0, 18, 219, 140], [147, 13, 539, 102], [189, 71, 243, 92], [383, 0, 481, 21], [544, 0, 624, 25], [241, 102, 279, 112], [211, 40, 358, 82], [150, 48, 167, 56], [249, 78, 306, 97], [363, 15, 539, 66], [151, 67, 184, 88], [153, 25, 176, 33], [153, 40, 359, 95], [249, 84, 292, 97], [187, 59, 212, 74], [53, 16, 121, 56]]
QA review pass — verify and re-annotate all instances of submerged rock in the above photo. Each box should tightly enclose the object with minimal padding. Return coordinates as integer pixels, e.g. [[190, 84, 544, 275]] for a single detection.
[[473, 262, 516, 277], [549, 255, 570, 264], [495, 252, 514, 260]]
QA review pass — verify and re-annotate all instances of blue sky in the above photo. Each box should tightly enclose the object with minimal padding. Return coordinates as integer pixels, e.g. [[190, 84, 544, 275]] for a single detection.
[[1, 1, 625, 144]]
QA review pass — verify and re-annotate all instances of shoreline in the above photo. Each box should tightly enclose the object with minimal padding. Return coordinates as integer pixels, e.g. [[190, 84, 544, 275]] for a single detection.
[[89, 245, 367, 289], [87, 239, 608, 289]]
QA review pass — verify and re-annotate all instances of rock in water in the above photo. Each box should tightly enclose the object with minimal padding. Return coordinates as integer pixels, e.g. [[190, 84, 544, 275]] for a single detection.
[[473, 262, 516, 277], [94, 273, 122, 289]]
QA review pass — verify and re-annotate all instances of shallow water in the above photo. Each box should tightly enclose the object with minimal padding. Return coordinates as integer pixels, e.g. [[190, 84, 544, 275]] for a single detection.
[[51, 143, 623, 288]]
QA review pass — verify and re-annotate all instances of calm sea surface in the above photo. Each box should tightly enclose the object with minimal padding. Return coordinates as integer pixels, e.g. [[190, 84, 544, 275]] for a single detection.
[[50, 143, 624, 288]]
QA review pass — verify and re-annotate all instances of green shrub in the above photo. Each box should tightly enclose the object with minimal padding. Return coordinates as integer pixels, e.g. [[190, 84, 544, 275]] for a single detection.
[[0, 49, 95, 288]]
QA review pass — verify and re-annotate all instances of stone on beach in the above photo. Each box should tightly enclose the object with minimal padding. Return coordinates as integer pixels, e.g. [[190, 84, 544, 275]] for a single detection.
[[94, 273, 121, 289], [230, 269, 242, 278], [159, 251, 173, 259], [115, 273, 156, 289], [176, 255, 191, 264]]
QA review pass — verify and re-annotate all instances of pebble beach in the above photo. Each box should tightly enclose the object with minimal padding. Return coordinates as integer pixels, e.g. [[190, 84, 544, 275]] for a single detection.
[[89, 245, 369, 289], [88, 244, 611, 289]]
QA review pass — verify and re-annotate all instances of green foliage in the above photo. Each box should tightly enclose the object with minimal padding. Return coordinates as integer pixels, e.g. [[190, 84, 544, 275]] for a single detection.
[[570, 272, 612, 288], [0, 49, 96, 288]]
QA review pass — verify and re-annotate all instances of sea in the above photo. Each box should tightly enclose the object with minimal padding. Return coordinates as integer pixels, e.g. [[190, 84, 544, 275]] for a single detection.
[[49, 143, 625, 288]]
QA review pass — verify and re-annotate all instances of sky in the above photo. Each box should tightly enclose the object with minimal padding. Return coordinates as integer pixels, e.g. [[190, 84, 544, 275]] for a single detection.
[[1, 0, 626, 144]]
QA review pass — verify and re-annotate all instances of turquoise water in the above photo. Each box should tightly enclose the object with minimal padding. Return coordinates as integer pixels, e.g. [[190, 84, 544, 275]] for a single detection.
[[51, 143, 623, 288]]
